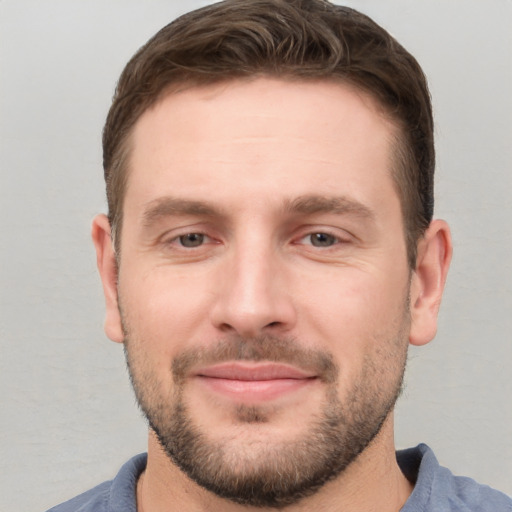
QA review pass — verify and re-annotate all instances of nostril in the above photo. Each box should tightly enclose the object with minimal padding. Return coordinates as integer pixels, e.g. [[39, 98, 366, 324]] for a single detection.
[[219, 323, 236, 333]]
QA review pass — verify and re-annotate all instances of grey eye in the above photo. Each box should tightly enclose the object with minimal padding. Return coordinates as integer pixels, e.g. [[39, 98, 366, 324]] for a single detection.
[[179, 233, 205, 247], [309, 233, 337, 247]]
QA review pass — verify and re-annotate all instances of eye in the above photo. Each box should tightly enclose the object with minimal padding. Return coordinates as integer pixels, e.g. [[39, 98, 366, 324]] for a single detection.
[[177, 233, 206, 248], [305, 232, 339, 247]]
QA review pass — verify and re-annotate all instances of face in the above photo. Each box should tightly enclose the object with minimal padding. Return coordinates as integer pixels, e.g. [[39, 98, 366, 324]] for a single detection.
[[103, 79, 416, 506]]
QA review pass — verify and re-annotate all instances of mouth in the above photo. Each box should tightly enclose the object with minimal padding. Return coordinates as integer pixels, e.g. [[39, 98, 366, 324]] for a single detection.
[[194, 362, 318, 402]]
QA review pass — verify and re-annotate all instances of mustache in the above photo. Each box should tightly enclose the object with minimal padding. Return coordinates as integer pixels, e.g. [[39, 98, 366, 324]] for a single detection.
[[171, 334, 338, 385]]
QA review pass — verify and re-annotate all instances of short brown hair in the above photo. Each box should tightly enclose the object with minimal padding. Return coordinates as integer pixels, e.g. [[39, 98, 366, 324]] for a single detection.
[[103, 0, 434, 267]]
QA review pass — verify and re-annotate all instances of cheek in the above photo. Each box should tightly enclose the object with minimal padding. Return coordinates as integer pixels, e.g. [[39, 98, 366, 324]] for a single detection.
[[118, 264, 216, 353], [295, 267, 409, 357]]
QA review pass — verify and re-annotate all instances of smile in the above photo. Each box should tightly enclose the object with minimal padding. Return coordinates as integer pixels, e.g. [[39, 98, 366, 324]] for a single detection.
[[194, 362, 318, 402]]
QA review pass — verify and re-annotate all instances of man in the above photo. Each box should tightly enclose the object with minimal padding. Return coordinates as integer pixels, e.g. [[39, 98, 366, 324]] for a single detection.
[[47, 0, 512, 510]]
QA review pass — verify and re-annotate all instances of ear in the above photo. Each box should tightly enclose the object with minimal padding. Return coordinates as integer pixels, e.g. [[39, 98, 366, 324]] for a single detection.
[[91, 214, 124, 343], [409, 219, 452, 346]]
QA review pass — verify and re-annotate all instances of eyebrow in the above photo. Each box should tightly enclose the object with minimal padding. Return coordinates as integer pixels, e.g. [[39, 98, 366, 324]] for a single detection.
[[142, 197, 221, 228], [142, 193, 375, 228], [284, 194, 375, 219]]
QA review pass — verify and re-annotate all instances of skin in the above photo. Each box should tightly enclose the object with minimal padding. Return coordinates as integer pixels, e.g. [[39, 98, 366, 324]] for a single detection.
[[93, 78, 452, 511]]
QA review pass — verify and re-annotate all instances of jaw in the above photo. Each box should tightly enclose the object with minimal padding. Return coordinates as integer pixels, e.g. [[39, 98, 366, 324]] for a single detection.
[[141, 410, 412, 512]]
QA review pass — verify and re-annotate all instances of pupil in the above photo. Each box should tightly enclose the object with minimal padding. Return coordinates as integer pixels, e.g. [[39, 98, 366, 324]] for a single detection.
[[180, 233, 204, 247], [311, 233, 334, 247]]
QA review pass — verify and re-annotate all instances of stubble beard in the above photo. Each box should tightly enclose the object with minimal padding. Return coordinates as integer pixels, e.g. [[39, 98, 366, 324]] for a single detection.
[[123, 323, 409, 508]]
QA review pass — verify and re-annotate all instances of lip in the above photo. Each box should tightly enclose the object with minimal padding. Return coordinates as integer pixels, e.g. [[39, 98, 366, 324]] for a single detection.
[[194, 362, 317, 402], [196, 362, 316, 380]]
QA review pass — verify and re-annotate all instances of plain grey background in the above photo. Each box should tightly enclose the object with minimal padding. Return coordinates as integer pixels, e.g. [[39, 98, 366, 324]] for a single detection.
[[1, 1, 511, 511]]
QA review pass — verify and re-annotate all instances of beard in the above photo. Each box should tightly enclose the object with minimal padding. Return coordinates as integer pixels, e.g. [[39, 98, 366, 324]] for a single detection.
[[123, 322, 409, 508]]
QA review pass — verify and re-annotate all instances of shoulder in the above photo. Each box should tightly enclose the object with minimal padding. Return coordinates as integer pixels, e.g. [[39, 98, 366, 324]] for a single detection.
[[45, 453, 147, 512], [45, 481, 111, 512], [398, 444, 512, 512]]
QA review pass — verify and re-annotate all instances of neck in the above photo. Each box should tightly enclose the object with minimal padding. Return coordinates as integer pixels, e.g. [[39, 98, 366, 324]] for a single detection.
[[137, 415, 412, 512]]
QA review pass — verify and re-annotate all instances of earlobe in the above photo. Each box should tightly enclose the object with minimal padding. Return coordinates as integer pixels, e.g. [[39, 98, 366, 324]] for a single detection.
[[409, 219, 452, 346], [91, 214, 124, 343]]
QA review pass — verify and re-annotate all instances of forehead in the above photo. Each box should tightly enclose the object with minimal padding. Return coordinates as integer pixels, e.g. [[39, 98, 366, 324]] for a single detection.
[[125, 78, 400, 216], [133, 77, 395, 147]]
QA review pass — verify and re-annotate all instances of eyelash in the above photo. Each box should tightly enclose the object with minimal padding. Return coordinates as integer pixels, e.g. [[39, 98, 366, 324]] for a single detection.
[[163, 229, 349, 251], [297, 232, 345, 248], [164, 232, 215, 249]]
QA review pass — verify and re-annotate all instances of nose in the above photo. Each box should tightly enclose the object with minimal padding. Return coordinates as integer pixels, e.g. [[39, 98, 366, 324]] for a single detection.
[[210, 239, 297, 338]]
